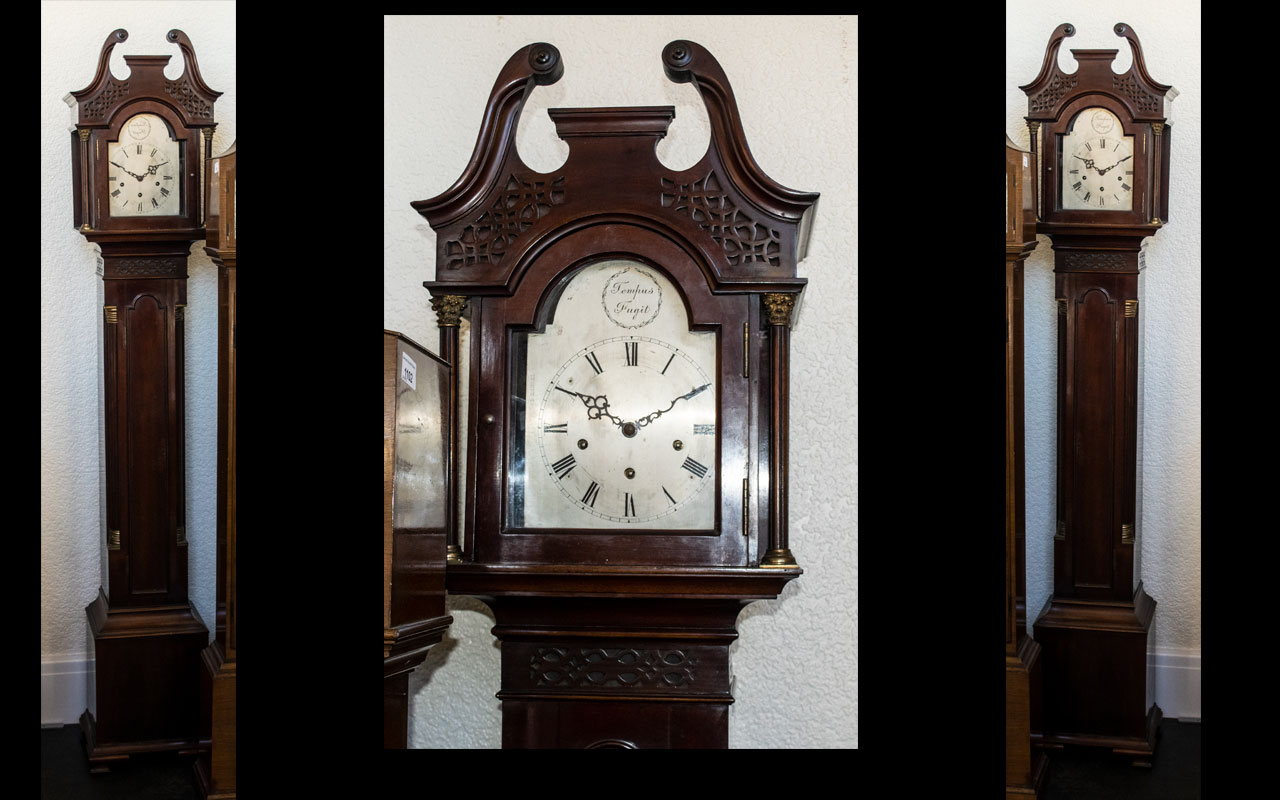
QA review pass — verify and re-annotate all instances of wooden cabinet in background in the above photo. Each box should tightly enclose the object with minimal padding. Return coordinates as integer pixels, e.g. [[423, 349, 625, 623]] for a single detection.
[[1006, 134, 1046, 799], [196, 139, 236, 799], [383, 331, 454, 748], [411, 40, 817, 748]]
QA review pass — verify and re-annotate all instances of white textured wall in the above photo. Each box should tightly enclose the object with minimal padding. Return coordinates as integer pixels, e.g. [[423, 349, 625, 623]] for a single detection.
[[1006, 1, 1202, 693], [40, 1, 237, 722], [385, 15, 857, 748]]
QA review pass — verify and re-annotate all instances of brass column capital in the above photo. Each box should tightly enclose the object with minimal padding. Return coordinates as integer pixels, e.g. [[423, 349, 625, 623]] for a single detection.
[[431, 295, 468, 327], [762, 293, 797, 327]]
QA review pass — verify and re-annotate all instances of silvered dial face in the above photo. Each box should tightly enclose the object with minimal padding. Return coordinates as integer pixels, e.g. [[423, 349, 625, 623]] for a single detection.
[[511, 260, 717, 529], [108, 114, 181, 216], [1061, 107, 1134, 211]]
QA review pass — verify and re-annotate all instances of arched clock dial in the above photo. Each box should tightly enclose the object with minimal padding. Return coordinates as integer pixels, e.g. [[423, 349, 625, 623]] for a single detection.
[[510, 259, 717, 530], [1060, 107, 1134, 211], [107, 113, 181, 216], [536, 335, 715, 523]]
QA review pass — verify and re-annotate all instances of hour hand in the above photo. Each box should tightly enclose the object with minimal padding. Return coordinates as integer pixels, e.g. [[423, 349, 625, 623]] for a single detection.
[[1073, 155, 1097, 172], [554, 385, 622, 426]]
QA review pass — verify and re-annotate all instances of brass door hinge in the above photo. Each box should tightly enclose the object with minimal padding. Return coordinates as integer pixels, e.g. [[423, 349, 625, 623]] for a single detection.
[[742, 477, 749, 536]]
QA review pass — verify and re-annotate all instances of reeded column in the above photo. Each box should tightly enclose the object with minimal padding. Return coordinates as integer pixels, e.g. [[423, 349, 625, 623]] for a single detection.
[[432, 295, 467, 562], [759, 293, 798, 568]]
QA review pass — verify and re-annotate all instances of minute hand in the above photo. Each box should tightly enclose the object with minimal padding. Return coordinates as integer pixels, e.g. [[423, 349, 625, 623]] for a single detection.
[[637, 383, 711, 428], [1098, 155, 1132, 176], [111, 161, 145, 181]]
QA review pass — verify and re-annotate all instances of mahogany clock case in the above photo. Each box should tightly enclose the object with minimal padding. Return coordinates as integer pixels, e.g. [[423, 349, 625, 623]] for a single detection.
[[408, 36, 817, 749], [54, 24, 230, 772], [1019, 22, 1178, 764]]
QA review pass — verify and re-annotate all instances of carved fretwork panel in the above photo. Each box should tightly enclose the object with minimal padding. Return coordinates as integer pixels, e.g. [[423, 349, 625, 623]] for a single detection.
[[1112, 72, 1162, 115], [82, 78, 131, 122], [521, 646, 705, 692], [443, 174, 566, 270], [660, 171, 782, 268], [164, 75, 213, 118]]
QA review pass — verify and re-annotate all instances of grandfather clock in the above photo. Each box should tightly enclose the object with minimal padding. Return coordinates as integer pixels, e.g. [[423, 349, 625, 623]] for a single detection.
[[66, 29, 220, 770], [1021, 23, 1174, 764], [196, 140, 235, 797], [1006, 135, 1045, 799], [412, 41, 817, 748]]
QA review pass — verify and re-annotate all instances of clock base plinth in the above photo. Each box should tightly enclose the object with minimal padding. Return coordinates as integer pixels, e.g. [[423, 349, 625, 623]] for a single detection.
[[83, 589, 208, 771], [1033, 705, 1161, 767], [1032, 585, 1159, 766]]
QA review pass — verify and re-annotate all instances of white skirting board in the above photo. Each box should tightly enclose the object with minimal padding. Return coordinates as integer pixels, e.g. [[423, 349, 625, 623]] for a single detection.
[[1151, 647, 1201, 721], [41, 655, 92, 727]]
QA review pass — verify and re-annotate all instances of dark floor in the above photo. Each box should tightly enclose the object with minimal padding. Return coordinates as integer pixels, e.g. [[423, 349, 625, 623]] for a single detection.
[[1044, 718, 1201, 800], [41, 725, 198, 800]]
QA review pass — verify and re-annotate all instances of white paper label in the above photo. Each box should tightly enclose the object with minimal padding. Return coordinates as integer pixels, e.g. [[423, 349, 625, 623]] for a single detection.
[[401, 352, 417, 391]]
